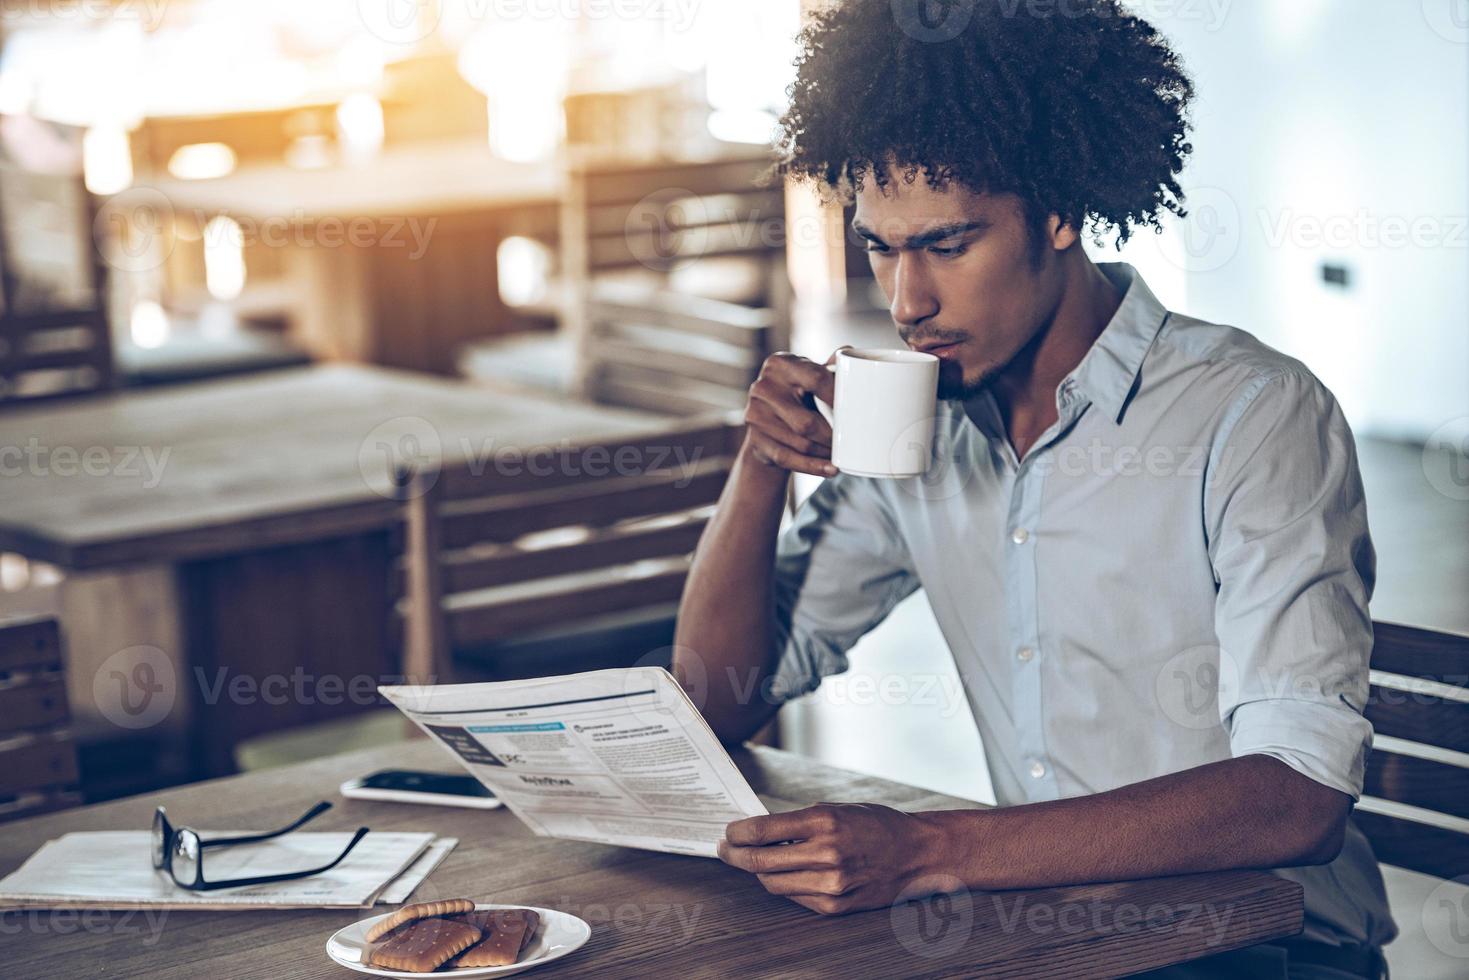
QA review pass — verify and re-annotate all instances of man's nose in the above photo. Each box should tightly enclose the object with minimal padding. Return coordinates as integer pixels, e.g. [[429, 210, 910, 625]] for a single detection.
[[889, 252, 939, 329]]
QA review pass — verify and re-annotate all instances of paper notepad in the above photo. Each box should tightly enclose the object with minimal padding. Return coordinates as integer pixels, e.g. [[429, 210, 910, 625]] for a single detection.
[[0, 831, 446, 910]]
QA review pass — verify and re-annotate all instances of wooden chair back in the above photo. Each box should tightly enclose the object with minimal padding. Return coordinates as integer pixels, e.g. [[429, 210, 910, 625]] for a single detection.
[[398, 417, 744, 683], [0, 122, 113, 404], [0, 616, 81, 821], [1357, 621, 1469, 879], [560, 152, 790, 399], [580, 289, 773, 415]]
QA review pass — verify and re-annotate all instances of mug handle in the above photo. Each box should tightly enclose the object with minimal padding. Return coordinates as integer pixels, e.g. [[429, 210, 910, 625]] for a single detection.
[[813, 363, 837, 425]]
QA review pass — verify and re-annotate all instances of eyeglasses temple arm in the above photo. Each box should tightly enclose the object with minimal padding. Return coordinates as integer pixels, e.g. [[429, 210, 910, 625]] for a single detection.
[[198, 801, 334, 849], [189, 826, 370, 892]]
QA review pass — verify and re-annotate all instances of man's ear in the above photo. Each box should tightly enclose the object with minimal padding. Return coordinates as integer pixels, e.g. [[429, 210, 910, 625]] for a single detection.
[[1048, 213, 1081, 251]]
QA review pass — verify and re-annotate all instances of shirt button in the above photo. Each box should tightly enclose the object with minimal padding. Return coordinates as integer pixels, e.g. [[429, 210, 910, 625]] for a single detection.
[[1017, 646, 1035, 662], [1029, 760, 1046, 779], [1011, 528, 1030, 545]]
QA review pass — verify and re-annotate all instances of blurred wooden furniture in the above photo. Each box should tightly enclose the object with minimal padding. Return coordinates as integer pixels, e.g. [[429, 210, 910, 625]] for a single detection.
[[462, 151, 791, 411], [0, 118, 112, 404], [0, 365, 670, 777], [0, 616, 80, 821], [144, 142, 559, 374], [1357, 621, 1469, 879], [581, 290, 773, 414], [400, 416, 743, 684], [562, 151, 790, 371], [0, 740, 1305, 977], [562, 78, 713, 162]]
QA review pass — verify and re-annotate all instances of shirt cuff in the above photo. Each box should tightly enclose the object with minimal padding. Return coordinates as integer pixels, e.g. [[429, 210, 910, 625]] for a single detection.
[[768, 630, 850, 705], [1227, 697, 1371, 800]]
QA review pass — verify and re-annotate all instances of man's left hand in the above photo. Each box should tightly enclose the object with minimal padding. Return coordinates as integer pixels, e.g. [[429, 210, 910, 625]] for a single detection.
[[718, 803, 945, 915]]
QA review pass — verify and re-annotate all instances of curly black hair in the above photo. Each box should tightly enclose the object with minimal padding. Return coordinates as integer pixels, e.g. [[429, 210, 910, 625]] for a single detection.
[[775, 0, 1196, 250]]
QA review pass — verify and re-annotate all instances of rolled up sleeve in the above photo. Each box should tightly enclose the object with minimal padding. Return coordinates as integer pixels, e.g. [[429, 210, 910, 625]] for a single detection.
[[769, 475, 920, 703], [1204, 369, 1376, 799]]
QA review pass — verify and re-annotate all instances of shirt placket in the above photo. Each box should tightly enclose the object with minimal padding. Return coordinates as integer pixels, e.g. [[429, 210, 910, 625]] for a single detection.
[[1003, 449, 1057, 802], [1000, 382, 1086, 803]]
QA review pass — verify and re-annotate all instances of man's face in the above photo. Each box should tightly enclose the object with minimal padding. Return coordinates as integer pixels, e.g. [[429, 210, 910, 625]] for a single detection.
[[852, 171, 1066, 400]]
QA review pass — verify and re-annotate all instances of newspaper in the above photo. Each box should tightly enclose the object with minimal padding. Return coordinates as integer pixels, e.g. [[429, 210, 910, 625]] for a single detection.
[[0, 832, 439, 910], [379, 667, 767, 858]]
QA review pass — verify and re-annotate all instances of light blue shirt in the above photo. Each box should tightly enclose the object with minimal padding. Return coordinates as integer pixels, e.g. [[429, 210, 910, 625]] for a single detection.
[[770, 262, 1396, 948]]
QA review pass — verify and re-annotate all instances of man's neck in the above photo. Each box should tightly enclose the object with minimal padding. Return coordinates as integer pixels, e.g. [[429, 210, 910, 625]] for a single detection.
[[990, 257, 1125, 459]]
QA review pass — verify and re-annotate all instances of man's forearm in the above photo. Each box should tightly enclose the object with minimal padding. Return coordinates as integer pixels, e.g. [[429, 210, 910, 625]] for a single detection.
[[674, 441, 791, 740], [917, 755, 1350, 891]]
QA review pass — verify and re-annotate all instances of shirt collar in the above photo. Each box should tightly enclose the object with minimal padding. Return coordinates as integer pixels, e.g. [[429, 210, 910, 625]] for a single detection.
[[1064, 262, 1170, 424]]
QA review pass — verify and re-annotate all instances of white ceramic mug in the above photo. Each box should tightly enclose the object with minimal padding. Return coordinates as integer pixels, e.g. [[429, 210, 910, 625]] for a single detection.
[[814, 348, 940, 478]]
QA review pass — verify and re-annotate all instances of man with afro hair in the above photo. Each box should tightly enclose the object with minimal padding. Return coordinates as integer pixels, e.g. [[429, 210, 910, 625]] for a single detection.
[[677, 2, 1395, 976]]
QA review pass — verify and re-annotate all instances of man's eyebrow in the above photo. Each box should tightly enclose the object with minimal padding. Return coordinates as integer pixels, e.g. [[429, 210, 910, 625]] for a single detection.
[[850, 220, 989, 249]]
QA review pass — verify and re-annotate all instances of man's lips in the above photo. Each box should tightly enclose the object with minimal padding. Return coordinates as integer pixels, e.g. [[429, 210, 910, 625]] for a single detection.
[[910, 339, 965, 358]]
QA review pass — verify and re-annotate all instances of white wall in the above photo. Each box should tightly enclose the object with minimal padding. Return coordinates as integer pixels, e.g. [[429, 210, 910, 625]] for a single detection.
[[1102, 0, 1469, 441]]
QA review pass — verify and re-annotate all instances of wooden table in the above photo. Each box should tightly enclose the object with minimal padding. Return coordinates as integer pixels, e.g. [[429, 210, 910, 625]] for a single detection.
[[0, 365, 669, 776], [0, 741, 1304, 978], [145, 141, 561, 374]]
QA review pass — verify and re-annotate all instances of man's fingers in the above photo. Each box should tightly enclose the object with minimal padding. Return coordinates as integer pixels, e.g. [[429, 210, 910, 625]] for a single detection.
[[754, 869, 852, 897], [749, 377, 832, 450], [718, 839, 838, 874], [724, 806, 836, 847], [745, 399, 831, 458], [764, 351, 833, 393], [746, 430, 837, 479]]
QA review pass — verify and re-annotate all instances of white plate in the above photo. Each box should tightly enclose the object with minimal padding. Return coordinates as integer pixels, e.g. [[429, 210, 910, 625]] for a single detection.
[[326, 904, 591, 978]]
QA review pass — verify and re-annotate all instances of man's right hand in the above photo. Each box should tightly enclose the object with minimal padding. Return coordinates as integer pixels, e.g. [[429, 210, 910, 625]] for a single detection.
[[742, 350, 845, 478]]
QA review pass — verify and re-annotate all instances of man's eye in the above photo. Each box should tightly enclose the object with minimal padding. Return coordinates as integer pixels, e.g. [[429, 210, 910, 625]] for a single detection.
[[929, 245, 966, 257], [863, 243, 890, 254]]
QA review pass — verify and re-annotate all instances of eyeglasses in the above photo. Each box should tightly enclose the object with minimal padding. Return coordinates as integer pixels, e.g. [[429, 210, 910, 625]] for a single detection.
[[152, 801, 369, 891]]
